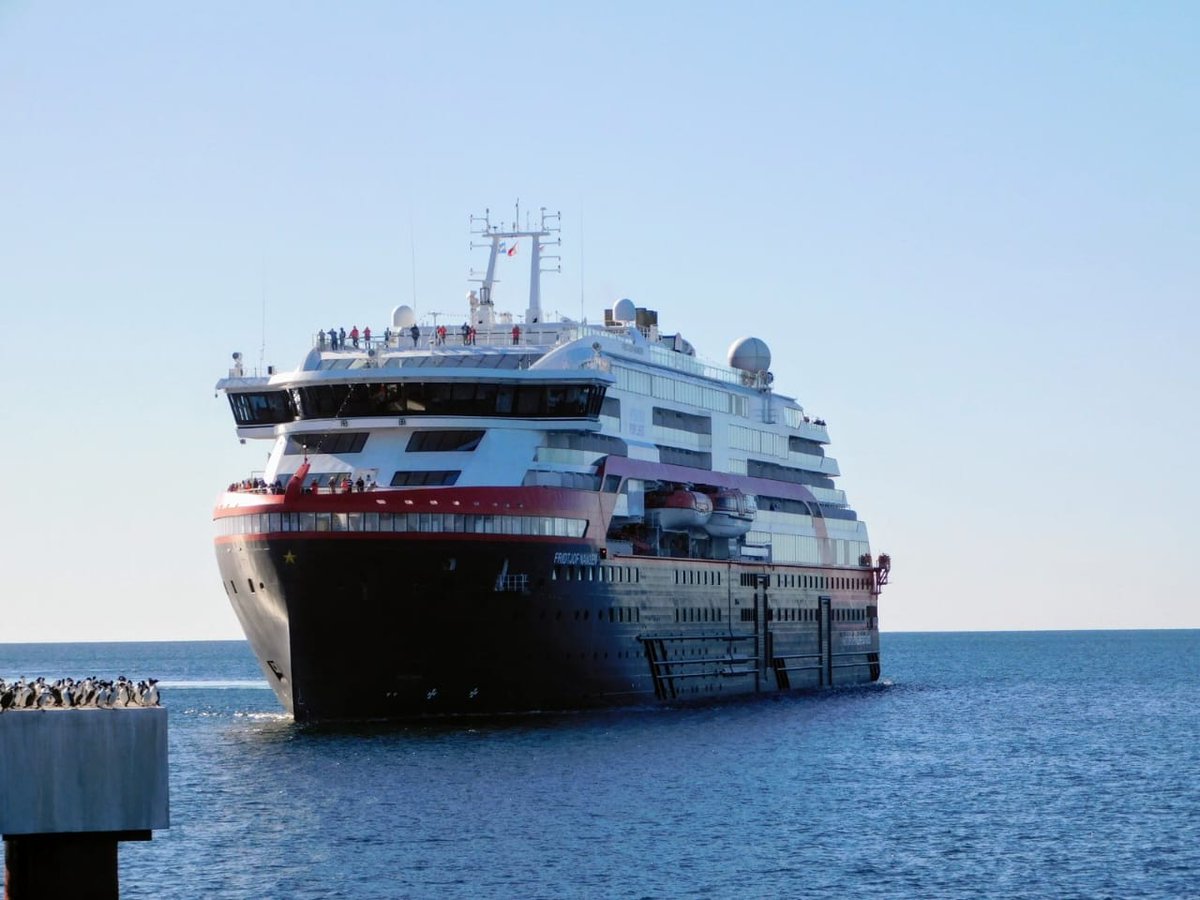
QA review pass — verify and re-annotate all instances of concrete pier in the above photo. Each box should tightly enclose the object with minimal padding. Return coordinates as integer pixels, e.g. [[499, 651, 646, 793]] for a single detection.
[[0, 708, 168, 899]]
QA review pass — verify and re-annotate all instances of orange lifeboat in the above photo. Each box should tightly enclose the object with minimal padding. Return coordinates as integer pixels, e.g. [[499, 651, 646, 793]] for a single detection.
[[645, 489, 713, 532]]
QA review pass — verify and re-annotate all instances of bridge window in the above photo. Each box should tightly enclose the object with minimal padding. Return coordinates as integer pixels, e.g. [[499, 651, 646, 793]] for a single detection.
[[228, 391, 295, 426], [291, 381, 606, 421]]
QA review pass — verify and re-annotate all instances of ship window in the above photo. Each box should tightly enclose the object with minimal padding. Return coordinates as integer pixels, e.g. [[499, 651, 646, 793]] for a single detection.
[[390, 470, 461, 487], [228, 390, 295, 426], [656, 445, 712, 470], [747, 459, 836, 490], [229, 579, 238, 594], [788, 435, 825, 456], [290, 380, 605, 421], [652, 407, 713, 435], [406, 430, 484, 453], [285, 432, 369, 454]]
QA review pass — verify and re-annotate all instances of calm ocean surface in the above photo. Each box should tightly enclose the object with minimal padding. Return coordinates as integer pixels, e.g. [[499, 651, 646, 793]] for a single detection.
[[2, 631, 1197, 899]]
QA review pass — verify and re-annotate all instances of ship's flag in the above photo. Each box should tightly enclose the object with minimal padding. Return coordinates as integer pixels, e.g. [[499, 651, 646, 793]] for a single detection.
[[507, 241, 518, 257], [497, 241, 507, 254]]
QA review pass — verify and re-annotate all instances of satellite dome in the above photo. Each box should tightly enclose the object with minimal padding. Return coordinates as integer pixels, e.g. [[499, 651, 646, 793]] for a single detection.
[[728, 337, 771, 373], [392, 305, 416, 328], [612, 298, 637, 323]]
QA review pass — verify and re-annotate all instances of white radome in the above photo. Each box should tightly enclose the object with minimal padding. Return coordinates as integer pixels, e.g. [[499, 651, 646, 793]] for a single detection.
[[392, 305, 416, 328], [612, 298, 637, 323], [727, 336, 771, 373]]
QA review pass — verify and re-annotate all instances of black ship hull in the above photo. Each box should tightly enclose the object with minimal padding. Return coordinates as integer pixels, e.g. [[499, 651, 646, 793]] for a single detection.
[[216, 530, 881, 722]]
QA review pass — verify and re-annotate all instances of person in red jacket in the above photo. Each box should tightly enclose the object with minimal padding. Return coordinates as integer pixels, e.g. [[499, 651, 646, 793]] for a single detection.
[[511, 324, 520, 345]]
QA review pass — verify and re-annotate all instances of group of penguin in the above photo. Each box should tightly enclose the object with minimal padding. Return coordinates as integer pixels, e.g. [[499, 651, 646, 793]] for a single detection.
[[0, 676, 160, 711]]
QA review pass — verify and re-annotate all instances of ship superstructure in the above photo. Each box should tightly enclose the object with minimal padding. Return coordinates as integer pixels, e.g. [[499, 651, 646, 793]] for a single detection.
[[214, 206, 889, 721]]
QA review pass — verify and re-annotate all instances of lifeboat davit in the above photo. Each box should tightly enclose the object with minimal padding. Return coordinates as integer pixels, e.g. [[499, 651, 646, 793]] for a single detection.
[[705, 489, 757, 537], [646, 489, 713, 532]]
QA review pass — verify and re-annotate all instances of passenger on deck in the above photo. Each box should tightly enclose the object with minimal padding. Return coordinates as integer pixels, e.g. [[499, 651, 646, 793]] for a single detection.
[[468, 326, 477, 345], [355, 477, 365, 492], [329, 327, 339, 350], [512, 325, 520, 345], [364, 326, 371, 345], [461, 322, 470, 344], [410, 324, 420, 347], [350, 326, 360, 348], [339, 327, 346, 349]]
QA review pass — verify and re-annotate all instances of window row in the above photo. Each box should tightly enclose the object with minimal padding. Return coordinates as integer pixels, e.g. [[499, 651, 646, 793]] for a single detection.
[[229, 381, 607, 425], [730, 425, 789, 459], [675, 607, 723, 623], [775, 572, 871, 591], [675, 569, 723, 586], [740, 606, 870, 623], [552, 564, 640, 583], [833, 607, 869, 622], [318, 352, 543, 371], [562, 606, 641, 623], [657, 445, 712, 470], [611, 366, 749, 417], [216, 512, 588, 538], [653, 406, 712, 435], [746, 459, 836, 489], [297, 381, 607, 420]]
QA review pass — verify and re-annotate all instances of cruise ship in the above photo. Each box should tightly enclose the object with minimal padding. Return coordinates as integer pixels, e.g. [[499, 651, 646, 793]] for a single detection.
[[214, 207, 890, 721]]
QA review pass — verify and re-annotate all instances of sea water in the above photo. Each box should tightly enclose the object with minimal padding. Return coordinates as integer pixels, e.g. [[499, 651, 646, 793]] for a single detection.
[[2, 631, 1197, 899]]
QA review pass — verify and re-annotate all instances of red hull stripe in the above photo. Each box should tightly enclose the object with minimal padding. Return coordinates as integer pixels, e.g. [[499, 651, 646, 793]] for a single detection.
[[214, 485, 606, 519], [214, 532, 577, 545]]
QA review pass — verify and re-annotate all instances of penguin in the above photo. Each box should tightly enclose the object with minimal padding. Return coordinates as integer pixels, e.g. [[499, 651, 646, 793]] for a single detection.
[[144, 679, 160, 707]]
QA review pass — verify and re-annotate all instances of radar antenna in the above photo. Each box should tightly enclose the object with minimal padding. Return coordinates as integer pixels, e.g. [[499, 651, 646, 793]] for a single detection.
[[469, 204, 561, 324]]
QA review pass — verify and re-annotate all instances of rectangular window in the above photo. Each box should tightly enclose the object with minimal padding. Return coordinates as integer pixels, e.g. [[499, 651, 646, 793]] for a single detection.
[[390, 470, 461, 486], [285, 432, 369, 454], [652, 407, 712, 435], [406, 430, 485, 452]]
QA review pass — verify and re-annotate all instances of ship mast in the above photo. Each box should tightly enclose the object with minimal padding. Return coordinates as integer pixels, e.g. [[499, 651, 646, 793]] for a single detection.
[[469, 204, 561, 324]]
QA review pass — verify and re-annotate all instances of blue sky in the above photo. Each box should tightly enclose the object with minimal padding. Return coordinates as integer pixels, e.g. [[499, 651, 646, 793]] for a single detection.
[[1, 2, 1196, 641]]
